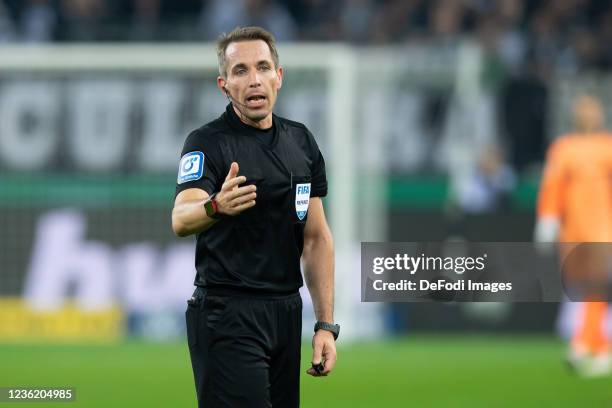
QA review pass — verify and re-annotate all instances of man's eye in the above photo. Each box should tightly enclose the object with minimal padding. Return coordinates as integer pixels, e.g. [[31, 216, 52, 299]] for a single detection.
[[235, 68, 247, 75], [258, 65, 271, 71]]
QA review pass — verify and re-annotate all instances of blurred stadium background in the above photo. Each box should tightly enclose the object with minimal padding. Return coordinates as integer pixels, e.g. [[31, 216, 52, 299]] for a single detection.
[[1, 0, 612, 406]]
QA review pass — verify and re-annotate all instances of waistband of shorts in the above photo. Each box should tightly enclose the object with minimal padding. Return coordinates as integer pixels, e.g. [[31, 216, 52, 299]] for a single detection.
[[195, 285, 300, 300]]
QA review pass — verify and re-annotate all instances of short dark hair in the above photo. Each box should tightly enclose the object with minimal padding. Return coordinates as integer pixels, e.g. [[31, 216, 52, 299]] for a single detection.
[[216, 26, 279, 77]]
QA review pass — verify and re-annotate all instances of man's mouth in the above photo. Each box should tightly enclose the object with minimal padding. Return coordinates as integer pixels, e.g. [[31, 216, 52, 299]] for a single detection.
[[245, 94, 267, 108]]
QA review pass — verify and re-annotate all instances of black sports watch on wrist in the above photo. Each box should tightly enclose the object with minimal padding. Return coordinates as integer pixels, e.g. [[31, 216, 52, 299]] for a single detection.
[[203, 192, 223, 220], [314, 321, 340, 340]]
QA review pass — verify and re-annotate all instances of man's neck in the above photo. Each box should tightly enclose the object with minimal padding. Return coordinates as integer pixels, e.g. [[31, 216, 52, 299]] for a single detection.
[[233, 105, 273, 130]]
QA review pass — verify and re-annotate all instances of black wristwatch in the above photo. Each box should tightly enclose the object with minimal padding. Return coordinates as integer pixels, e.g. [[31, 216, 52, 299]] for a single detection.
[[314, 321, 340, 340], [203, 192, 223, 220]]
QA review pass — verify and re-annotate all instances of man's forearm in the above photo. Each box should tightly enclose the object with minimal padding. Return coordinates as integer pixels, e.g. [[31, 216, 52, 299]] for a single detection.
[[303, 235, 335, 322], [172, 200, 218, 237]]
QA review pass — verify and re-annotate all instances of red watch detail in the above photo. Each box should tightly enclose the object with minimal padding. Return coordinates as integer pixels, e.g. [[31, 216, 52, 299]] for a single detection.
[[204, 193, 224, 220]]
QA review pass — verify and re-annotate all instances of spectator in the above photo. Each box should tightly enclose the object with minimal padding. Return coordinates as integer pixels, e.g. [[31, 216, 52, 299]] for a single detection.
[[288, 0, 341, 41], [566, 27, 601, 72], [201, 0, 296, 41], [0, 0, 16, 42], [495, 0, 527, 72], [20, 0, 57, 42], [370, 0, 427, 44], [597, 8, 612, 70], [58, 0, 107, 41], [499, 53, 549, 172], [429, 0, 465, 41], [244, 0, 296, 41], [128, 0, 161, 41], [339, 0, 375, 43], [456, 146, 516, 214]]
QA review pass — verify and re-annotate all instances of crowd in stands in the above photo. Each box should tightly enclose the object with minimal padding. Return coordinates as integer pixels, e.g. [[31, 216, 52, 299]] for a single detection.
[[1, 0, 611, 73]]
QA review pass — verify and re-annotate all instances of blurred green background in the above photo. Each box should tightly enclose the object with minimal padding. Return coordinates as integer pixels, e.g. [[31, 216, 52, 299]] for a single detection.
[[2, 336, 611, 408]]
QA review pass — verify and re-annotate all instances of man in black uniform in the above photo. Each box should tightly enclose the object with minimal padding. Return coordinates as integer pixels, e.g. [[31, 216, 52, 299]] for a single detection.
[[171, 26, 338, 407]]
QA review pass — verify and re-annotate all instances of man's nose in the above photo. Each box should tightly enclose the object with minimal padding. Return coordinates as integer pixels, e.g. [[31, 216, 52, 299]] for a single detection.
[[248, 70, 262, 87]]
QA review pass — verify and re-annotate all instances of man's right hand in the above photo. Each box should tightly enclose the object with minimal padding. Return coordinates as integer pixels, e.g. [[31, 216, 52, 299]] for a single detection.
[[215, 162, 257, 216]]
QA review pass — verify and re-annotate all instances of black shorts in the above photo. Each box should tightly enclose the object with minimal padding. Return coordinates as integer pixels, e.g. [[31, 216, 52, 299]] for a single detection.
[[186, 287, 302, 408]]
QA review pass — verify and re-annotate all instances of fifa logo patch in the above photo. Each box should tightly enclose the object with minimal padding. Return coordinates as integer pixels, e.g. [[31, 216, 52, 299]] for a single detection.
[[177, 151, 204, 184], [295, 183, 311, 220]]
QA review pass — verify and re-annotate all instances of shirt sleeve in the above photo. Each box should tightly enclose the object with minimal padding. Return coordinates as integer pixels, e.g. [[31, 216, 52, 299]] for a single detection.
[[175, 129, 224, 198], [537, 139, 566, 220], [306, 129, 328, 197]]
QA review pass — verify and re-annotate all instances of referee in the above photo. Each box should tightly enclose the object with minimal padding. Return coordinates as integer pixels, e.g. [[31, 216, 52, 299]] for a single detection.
[[171, 26, 338, 407]]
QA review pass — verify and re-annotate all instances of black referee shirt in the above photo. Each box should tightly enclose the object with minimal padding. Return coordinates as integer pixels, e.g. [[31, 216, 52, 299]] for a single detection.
[[175, 104, 328, 294]]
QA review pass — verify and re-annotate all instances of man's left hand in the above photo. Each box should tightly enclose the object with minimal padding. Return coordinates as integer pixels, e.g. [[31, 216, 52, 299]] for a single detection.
[[307, 330, 337, 377]]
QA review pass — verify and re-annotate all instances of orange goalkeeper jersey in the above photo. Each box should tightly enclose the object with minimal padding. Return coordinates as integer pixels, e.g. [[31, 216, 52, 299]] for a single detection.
[[537, 133, 612, 242]]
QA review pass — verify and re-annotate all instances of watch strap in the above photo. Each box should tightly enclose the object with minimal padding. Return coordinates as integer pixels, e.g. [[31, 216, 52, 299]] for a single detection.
[[314, 321, 340, 340], [204, 193, 223, 220]]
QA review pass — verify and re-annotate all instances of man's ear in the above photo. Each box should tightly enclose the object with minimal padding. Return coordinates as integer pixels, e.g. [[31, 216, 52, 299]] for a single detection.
[[217, 76, 228, 95], [276, 67, 283, 90]]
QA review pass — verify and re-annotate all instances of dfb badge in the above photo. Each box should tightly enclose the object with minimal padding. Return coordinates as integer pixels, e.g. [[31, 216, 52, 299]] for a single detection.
[[177, 151, 204, 184]]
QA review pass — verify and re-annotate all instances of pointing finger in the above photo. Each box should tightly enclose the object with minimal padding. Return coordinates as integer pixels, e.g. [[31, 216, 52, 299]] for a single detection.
[[225, 162, 239, 181]]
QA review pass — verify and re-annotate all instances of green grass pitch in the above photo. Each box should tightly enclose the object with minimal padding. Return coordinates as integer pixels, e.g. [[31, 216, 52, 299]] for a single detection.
[[0, 335, 610, 407]]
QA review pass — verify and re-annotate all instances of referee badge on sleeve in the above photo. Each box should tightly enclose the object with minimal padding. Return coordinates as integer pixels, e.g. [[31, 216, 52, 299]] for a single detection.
[[295, 183, 311, 220], [177, 151, 204, 184]]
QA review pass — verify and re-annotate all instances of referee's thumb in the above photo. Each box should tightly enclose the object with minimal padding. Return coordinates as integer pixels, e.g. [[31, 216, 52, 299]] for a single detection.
[[312, 341, 323, 365], [226, 162, 239, 180]]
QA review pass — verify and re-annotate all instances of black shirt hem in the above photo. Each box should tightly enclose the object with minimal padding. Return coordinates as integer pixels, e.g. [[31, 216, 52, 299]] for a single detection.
[[198, 285, 301, 299]]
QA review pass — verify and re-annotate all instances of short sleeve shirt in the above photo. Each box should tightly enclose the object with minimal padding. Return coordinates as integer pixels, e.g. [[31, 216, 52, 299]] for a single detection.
[[175, 104, 327, 293]]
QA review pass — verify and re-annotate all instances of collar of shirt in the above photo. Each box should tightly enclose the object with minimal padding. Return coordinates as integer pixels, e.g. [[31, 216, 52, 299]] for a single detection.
[[225, 103, 277, 146]]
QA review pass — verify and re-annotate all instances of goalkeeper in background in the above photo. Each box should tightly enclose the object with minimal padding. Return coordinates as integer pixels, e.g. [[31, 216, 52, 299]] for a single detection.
[[535, 95, 612, 377]]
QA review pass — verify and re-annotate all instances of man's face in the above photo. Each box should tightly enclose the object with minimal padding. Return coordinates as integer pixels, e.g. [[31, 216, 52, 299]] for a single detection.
[[572, 95, 604, 133], [218, 40, 283, 128]]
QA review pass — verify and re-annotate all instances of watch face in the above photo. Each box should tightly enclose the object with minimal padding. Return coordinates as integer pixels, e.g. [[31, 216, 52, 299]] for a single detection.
[[204, 200, 214, 216], [204, 198, 218, 218]]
